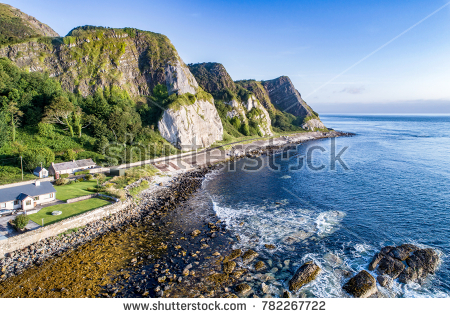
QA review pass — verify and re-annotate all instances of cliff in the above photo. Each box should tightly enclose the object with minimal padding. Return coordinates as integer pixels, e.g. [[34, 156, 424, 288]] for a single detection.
[[0, 22, 223, 149], [237, 77, 326, 130], [0, 3, 58, 46], [189, 62, 272, 137]]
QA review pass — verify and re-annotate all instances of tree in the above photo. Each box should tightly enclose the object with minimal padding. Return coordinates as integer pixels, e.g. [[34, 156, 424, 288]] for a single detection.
[[5, 90, 23, 142], [13, 215, 29, 230], [43, 96, 75, 136], [63, 149, 76, 161], [0, 110, 9, 147], [22, 147, 55, 170]]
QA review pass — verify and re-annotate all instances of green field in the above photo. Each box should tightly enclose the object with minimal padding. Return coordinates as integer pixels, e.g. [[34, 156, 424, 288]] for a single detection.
[[28, 198, 110, 226], [55, 180, 99, 201]]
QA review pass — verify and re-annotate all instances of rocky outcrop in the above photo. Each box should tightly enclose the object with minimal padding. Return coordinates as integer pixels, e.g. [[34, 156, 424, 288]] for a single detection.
[[343, 270, 377, 298], [238, 76, 326, 130], [288, 261, 321, 292], [165, 59, 198, 95], [158, 98, 223, 150], [189, 62, 272, 137], [369, 245, 440, 285]]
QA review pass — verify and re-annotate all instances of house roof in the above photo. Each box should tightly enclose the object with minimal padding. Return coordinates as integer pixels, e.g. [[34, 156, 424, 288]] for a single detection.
[[0, 181, 56, 203], [51, 159, 96, 172], [33, 167, 47, 173]]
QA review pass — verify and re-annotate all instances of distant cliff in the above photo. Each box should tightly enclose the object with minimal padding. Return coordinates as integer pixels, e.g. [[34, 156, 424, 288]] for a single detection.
[[189, 62, 272, 137], [237, 77, 325, 130]]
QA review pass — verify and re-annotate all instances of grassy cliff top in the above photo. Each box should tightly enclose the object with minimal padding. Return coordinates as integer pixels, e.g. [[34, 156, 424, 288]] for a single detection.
[[0, 3, 58, 46]]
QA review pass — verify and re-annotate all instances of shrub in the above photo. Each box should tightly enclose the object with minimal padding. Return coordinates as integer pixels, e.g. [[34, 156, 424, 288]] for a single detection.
[[84, 174, 94, 181], [60, 174, 69, 179], [22, 147, 55, 170], [63, 149, 76, 161], [54, 178, 68, 186], [74, 170, 89, 176], [13, 215, 29, 230]]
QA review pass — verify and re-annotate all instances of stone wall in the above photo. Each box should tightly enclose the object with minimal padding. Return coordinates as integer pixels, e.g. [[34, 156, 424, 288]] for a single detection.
[[0, 199, 131, 258], [66, 194, 96, 204]]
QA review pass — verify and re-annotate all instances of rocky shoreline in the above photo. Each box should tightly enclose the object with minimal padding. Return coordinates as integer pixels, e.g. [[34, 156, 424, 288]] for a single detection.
[[5, 130, 439, 299]]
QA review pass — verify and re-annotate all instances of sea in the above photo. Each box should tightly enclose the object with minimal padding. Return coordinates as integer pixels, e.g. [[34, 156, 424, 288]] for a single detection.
[[202, 114, 450, 298]]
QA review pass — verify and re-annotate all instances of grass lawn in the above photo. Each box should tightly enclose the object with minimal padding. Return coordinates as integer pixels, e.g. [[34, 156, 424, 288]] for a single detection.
[[55, 180, 100, 201], [28, 198, 111, 226]]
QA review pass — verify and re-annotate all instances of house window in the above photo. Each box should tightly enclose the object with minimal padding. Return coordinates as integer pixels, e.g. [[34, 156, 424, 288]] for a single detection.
[[34, 196, 40, 201], [26, 200, 31, 206], [14, 200, 19, 205], [49, 193, 54, 198], [0, 203, 5, 208]]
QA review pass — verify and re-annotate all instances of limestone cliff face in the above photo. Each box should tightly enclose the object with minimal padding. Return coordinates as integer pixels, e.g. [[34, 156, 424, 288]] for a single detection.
[[238, 76, 326, 130], [225, 96, 273, 137], [0, 23, 224, 149], [158, 99, 223, 150], [189, 62, 273, 137]]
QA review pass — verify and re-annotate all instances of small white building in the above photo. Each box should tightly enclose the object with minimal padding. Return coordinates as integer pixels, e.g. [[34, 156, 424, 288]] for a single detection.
[[48, 159, 97, 177], [33, 167, 49, 178], [0, 181, 56, 212]]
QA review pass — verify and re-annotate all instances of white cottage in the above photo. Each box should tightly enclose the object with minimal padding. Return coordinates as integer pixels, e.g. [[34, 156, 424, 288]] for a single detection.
[[48, 159, 97, 176], [0, 181, 56, 211], [33, 167, 49, 178]]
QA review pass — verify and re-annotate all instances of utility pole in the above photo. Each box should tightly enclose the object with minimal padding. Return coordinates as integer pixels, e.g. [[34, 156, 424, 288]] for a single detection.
[[20, 156, 23, 180], [40, 162, 42, 168]]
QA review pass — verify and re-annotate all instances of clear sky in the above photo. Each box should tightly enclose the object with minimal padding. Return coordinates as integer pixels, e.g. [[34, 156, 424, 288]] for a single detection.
[[5, 0, 450, 113]]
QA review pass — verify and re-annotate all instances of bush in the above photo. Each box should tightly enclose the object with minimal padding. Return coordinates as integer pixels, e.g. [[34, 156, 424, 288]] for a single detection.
[[63, 149, 76, 161], [54, 178, 68, 186], [74, 170, 89, 176], [13, 215, 29, 230], [60, 174, 69, 179], [84, 174, 94, 181], [22, 147, 55, 170]]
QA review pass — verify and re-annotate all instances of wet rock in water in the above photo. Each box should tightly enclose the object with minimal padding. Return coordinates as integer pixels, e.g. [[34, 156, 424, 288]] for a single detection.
[[191, 230, 201, 237], [406, 248, 439, 276], [242, 250, 259, 265], [261, 282, 269, 294], [343, 270, 377, 298], [398, 267, 420, 284], [379, 246, 394, 255], [223, 249, 242, 262], [282, 290, 291, 298], [235, 283, 251, 295], [377, 275, 393, 288], [231, 269, 246, 279], [255, 261, 266, 271], [377, 256, 405, 279], [368, 253, 384, 271], [288, 261, 321, 292], [264, 244, 276, 250], [223, 261, 236, 274], [212, 252, 220, 256], [389, 244, 419, 261], [157, 276, 167, 283]]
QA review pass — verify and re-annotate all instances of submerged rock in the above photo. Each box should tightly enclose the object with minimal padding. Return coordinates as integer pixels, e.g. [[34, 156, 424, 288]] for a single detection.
[[223, 261, 236, 274], [343, 270, 377, 298], [242, 250, 259, 265], [223, 249, 242, 263], [288, 261, 321, 292], [235, 283, 251, 295], [255, 261, 266, 271]]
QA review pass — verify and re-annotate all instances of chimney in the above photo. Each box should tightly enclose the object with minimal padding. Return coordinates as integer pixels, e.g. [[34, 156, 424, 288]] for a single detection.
[[35, 181, 41, 187]]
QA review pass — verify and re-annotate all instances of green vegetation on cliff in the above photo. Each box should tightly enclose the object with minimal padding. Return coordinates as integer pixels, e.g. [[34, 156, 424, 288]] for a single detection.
[[0, 58, 178, 184]]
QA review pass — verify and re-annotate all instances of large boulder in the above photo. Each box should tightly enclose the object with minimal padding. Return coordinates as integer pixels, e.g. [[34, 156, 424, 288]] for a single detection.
[[288, 261, 321, 292], [343, 270, 377, 298], [389, 244, 419, 261], [406, 248, 439, 275], [377, 275, 393, 288], [398, 267, 421, 284], [368, 253, 384, 271], [377, 255, 405, 279]]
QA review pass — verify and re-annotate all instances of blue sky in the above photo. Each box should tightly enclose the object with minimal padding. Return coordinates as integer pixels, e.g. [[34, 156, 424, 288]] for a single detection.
[[6, 0, 450, 113]]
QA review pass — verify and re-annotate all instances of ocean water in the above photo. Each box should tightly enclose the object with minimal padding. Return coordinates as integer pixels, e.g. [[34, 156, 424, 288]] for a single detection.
[[203, 114, 450, 298]]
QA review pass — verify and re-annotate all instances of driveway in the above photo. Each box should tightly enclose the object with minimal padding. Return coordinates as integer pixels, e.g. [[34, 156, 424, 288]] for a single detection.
[[0, 214, 41, 241]]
